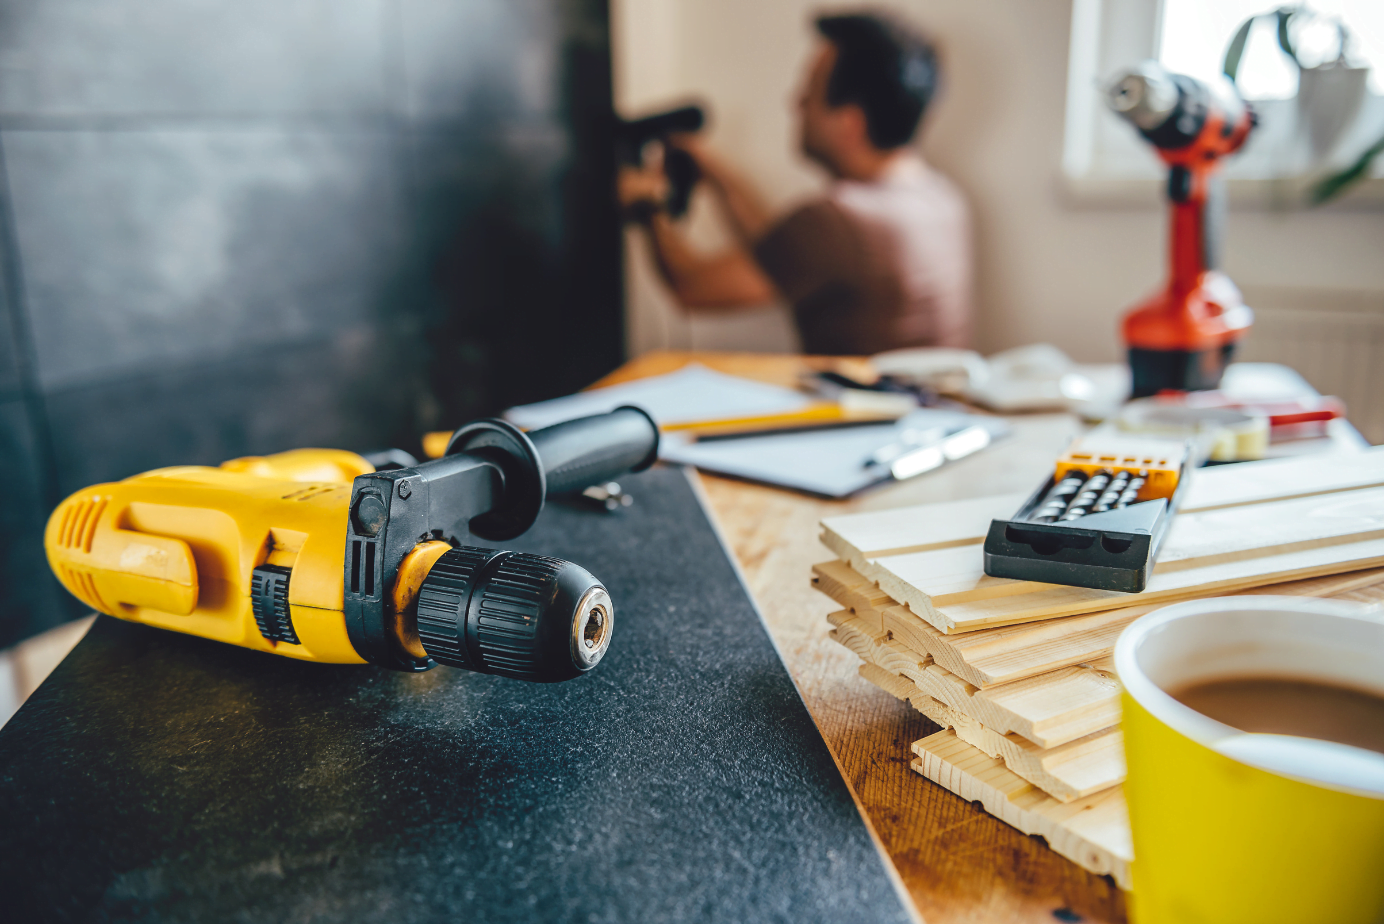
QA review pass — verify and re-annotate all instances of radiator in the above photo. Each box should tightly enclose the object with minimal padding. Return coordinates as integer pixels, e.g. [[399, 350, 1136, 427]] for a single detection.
[[1238, 288, 1384, 445]]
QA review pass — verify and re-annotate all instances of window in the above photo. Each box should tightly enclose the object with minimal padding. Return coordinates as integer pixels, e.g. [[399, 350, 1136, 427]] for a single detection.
[[1159, 0, 1384, 99], [1064, 0, 1384, 197]]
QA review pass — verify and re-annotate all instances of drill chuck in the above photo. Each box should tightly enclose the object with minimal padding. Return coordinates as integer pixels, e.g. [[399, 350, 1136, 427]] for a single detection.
[[415, 548, 613, 682], [1107, 62, 1179, 131]]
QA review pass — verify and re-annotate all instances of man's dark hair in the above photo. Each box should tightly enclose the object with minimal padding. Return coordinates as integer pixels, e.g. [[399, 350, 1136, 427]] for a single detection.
[[814, 12, 939, 150]]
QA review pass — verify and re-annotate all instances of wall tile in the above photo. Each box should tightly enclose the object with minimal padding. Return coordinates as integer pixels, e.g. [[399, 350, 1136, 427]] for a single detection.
[[44, 329, 429, 494], [0, 0, 394, 117], [399, 0, 561, 120], [406, 118, 619, 421], [0, 255, 26, 399], [5, 128, 408, 391]]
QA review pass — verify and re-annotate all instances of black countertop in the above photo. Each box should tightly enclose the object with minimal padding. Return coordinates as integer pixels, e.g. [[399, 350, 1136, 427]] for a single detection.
[[0, 466, 910, 923]]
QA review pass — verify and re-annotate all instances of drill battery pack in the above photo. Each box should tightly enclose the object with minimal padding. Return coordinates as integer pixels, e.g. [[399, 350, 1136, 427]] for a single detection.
[[982, 436, 1191, 593]]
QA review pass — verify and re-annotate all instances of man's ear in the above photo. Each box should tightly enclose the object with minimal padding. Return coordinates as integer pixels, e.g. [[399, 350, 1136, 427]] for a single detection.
[[839, 104, 873, 150]]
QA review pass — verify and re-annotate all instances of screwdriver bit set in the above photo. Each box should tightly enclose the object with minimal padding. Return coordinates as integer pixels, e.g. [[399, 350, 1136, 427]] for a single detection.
[[982, 436, 1191, 592]]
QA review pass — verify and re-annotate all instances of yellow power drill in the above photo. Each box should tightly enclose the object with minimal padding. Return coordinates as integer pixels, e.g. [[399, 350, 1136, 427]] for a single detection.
[[44, 408, 659, 682]]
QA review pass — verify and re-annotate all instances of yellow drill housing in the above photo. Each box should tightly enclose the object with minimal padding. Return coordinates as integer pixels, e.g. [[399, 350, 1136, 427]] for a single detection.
[[46, 452, 373, 663]]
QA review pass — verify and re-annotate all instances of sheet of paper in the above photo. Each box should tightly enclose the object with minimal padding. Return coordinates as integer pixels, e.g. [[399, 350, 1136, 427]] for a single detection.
[[505, 363, 814, 430], [661, 409, 1010, 499]]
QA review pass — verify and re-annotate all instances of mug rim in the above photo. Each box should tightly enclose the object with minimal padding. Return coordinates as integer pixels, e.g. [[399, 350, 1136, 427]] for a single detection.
[[1114, 594, 1384, 793]]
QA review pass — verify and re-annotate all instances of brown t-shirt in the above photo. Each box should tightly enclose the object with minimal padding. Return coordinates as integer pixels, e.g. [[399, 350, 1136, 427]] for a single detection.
[[753, 158, 971, 355]]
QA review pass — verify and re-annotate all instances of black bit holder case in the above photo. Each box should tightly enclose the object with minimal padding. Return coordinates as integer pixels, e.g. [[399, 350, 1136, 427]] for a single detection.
[[982, 459, 1191, 593]]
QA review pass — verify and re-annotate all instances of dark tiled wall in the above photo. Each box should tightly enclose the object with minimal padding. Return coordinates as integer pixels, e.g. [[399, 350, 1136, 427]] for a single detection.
[[0, 0, 623, 647]]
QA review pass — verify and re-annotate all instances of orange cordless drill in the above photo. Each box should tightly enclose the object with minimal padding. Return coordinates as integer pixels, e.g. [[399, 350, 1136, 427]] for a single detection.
[[1107, 61, 1257, 398], [44, 408, 658, 682]]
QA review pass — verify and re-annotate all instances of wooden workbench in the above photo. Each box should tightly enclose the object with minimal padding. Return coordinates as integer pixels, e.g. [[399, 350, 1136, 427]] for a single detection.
[[597, 350, 1384, 924]]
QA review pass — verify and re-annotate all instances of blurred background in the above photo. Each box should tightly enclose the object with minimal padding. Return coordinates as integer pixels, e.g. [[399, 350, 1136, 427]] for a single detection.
[[1, 0, 1382, 658], [616, 0, 1383, 427]]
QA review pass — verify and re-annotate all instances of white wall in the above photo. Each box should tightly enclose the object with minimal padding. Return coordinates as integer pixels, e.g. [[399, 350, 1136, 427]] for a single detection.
[[611, 0, 1384, 362]]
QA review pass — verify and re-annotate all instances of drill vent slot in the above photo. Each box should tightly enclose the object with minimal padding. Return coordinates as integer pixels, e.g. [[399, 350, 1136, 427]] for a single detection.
[[251, 564, 298, 644], [348, 540, 378, 598], [59, 566, 107, 612], [350, 541, 362, 594], [364, 542, 376, 596], [58, 496, 107, 552]]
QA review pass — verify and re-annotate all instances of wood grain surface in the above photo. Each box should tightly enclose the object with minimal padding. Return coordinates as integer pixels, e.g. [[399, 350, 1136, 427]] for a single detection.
[[597, 352, 1384, 924], [833, 613, 1127, 802]]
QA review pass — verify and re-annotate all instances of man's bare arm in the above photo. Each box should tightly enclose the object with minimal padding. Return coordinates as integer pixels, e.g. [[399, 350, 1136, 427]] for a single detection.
[[643, 213, 778, 309]]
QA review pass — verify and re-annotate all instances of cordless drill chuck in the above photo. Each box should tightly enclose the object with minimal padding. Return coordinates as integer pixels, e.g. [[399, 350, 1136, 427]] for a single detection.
[[1107, 62, 1184, 135]]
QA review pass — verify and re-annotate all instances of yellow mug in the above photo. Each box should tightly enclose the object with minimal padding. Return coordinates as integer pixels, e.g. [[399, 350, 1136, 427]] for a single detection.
[[1115, 596, 1384, 924]]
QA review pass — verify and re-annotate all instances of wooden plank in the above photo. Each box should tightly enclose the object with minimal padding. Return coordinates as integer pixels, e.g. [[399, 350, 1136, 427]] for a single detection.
[[830, 609, 1121, 749], [911, 731, 1132, 891], [820, 447, 1384, 567], [810, 559, 897, 632], [877, 486, 1384, 611], [1182, 447, 1384, 512], [898, 536, 1384, 633], [859, 662, 1123, 803], [820, 492, 1028, 574], [835, 615, 1124, 801], [814, 559, 1384, 688], [813, 470, 1384, 886]]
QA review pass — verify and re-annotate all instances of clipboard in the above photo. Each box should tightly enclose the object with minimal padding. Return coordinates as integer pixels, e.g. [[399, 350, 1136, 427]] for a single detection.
[[661, 408, 1010, 499]]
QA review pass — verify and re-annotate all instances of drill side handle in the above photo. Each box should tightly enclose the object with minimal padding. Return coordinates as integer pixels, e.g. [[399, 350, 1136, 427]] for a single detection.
[[527, 406, 659, 496], [343, 407, 662, 671], [442, 406, 658, 535]]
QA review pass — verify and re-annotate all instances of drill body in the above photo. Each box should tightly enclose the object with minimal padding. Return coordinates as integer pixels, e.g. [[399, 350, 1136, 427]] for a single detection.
[[48, 463, 364, 663], [44, 409, 659, 681], [1108, 62, 1256, 397]]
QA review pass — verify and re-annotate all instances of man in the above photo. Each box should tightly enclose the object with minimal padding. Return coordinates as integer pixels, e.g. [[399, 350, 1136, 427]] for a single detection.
[[621, 12, 972, 355]]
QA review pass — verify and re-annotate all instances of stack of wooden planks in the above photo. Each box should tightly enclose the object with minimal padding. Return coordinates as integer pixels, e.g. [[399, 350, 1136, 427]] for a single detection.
[[812, 447, 1384, 889]]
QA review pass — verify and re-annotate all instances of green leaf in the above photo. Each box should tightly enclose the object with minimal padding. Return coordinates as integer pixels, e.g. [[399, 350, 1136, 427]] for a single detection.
[[1276, 6, 1299, 65], [1224, 7, 1302, 82], [1310, 132, 1384, 205], [1223, 17, 1256, 81]]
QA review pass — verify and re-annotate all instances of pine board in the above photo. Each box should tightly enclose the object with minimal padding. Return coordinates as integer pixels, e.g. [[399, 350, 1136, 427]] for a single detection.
[[829, 609, 1121, 749], [821, 447, 1384, 571], [859, 662, 1123, 802], [834, 614, 1124, 801], [874, 486, 1384, 615], [898, 535, 1384, 633], [911, 731, 1133, 891], [813, 559, 1384, 688], [810, 558, 896, 631], [820, 492, 1028, 574]]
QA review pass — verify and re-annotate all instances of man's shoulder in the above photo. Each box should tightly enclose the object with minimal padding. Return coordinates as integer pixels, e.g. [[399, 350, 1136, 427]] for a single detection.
[[761, 195, 860, 250], [832, 162, 968, 228], [775, 194, 853, 228]]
